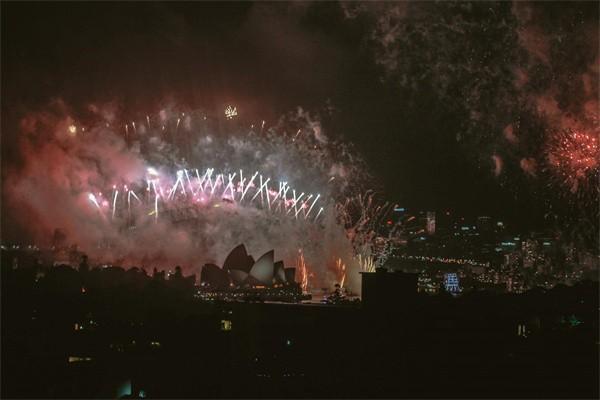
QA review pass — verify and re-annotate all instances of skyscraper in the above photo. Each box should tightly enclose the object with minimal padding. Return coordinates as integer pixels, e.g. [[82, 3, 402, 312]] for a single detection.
[[444, 273, 460, 293], [426, 211, 436, 236]]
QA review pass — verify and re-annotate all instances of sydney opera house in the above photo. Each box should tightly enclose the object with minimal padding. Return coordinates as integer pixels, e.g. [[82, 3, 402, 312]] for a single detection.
[[199, 244, 306, 302]]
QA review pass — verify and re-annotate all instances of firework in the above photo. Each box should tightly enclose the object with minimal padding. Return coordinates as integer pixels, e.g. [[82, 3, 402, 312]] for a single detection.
[[9, 105, 373, 292], [546, 129, 599, 193], [304, 194, 320, 220], [88, 193, 100, 209], [225, 105, 238, 120], [357, 253, 376, 272], [336, 191, 395, 255], [297, 249, 309, 293], [537, 128, 600, 248], [375, 241, 395, 268], [336, 257, 346, 288], [89, 167, 326, 226], [313, 207, 324, 222]]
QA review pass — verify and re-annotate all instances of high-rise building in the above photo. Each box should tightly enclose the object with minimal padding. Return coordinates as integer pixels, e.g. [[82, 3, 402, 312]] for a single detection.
[[417, 272, 439, 294], [426, 211, 436, 236], [443, 273, 460, 293], [522, 240, 534, 268], [476, 216, 493, 233]]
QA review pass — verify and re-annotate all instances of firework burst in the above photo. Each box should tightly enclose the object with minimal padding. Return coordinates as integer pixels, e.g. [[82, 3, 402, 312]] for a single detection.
[[534, 127, 600, 249], [335, 191, 401, 269], [546, 129, 599, 193], [6, 103, 377, 292], [356, 253, 376, 273], [90, 167, 324, 226], [336, 257, 346, 288], [296, 249, 309, 293]]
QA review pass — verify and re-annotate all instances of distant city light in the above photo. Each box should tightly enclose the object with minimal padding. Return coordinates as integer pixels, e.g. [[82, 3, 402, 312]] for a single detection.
[[444, 273, 460, 293], [68, 356, 92, 363], [221, 319, 232, 331]]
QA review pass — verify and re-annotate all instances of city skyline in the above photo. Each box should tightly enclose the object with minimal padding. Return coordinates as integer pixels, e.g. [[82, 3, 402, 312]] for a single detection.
[[1, 2, 598, 399]]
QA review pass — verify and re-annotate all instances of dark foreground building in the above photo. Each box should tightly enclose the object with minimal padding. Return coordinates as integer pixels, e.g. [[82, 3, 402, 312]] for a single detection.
[[2, 254, 598, 398], [361, 268, 418, 308]]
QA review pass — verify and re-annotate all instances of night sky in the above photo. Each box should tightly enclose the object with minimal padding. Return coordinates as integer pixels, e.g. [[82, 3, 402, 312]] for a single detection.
[[2, 1, 598, 236]]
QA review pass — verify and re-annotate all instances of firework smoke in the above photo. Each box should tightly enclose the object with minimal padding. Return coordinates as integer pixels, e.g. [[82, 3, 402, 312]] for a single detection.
[[343, 1, 599, 249], [4, 102, 373, 292], [336, 191, 399, 267]]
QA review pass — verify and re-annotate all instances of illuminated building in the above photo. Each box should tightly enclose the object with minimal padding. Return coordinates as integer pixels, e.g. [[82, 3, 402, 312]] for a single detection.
[[417, 272, 439, 294], [426, 211, 436, 235], [443, 273, 460, 293], [522, 239, 538, 268], [198, 244, 303, 301], [201, 244, 295, 288], [220, 319, 233, 331], [248, 250, 275, 285], [223, 244, 255, 273]]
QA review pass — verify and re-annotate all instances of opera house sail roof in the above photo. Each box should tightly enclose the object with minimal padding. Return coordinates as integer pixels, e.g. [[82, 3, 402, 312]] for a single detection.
[[200, 245, 298, 289], [248, 250, 274, 285], [222, 244, 254, 273]]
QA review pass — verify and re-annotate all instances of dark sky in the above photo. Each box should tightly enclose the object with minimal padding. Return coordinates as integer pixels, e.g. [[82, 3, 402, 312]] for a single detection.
[[2, 1, 597, 232]]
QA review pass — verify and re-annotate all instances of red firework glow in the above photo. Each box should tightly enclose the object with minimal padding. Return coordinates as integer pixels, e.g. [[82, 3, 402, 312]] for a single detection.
[[547, 129, 599, 192]]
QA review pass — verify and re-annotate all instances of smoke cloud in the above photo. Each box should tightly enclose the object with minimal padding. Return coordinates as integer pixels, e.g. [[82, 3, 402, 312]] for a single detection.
[[343, 0, 599, 246], [3, 101, 372, 292]]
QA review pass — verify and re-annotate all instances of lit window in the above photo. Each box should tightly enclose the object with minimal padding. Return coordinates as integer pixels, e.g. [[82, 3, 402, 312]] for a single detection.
[[221, 320, 232, 331], [68, 356, 92, 363]]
